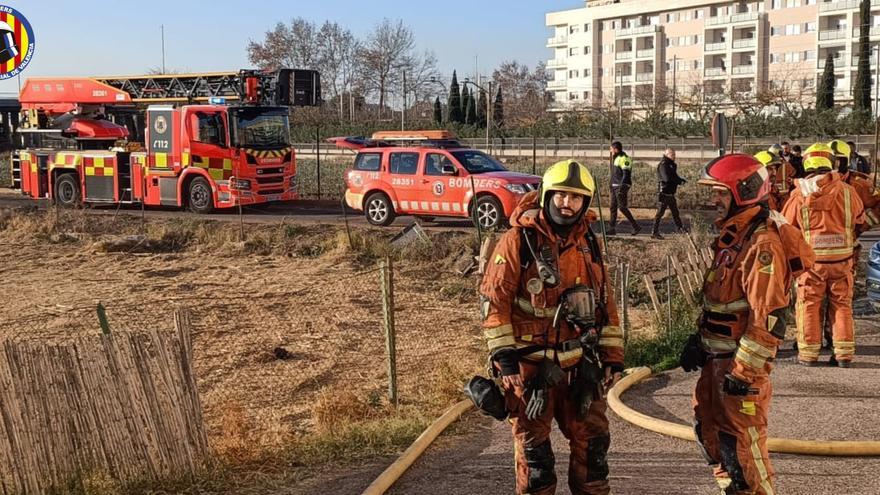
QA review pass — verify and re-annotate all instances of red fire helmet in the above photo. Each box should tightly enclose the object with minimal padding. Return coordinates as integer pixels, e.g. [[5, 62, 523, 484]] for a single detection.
[[697, 153, 771, 207]]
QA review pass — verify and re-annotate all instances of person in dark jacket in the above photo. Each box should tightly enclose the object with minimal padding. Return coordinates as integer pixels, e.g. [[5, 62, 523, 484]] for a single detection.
[[651, 148, 687, 239], [846, 141, 871, 174], [608, 141, 640, 235], [788, 144, 805, 178]]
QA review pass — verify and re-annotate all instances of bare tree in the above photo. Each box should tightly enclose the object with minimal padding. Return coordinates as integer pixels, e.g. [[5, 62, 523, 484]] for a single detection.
[[317, 21, 360, 118], [491, 61, 549, 126], [360, 19, 416, 118], [247, 18, 320, 70], [406, 50, 441, 106]]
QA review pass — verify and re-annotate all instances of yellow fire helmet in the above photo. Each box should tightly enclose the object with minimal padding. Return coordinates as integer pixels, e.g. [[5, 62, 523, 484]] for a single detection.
[[828, 139, 851, 158], [540, 159, 596, 207], [754, 150, 780, 167], [803, 142, 835, 172]]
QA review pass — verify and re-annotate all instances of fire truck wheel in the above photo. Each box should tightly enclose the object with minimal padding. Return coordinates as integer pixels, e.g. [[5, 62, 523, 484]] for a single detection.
[[473, 196, 505, 230], [187, 177, 215, 214], [365, 192, 396, 226], [54, 174, 81, 208]]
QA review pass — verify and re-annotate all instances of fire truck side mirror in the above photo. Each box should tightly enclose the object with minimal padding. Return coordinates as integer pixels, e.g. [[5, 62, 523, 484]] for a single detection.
[[441, 164, 458, 176]]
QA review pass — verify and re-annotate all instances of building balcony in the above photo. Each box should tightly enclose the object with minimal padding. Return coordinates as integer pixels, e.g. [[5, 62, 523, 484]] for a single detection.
[[731, 65, 756, 75], [616, 51, 633, 60], [705, 41, 727, 52], [547, 58, 568, 68], [819, 0, 859, 13], [705, 67, 727, 77], [732, 38, 756, 49], [636, 49, 655, 59], [548, 79, 567, 89], [636, 72, 654, 82], [547, 35, 568, 47], [819, 29, 849, 41], [852, 26, 880, 37], [706, 12, 759, 27], [619, 98, 633, 107], [619, 75, 634, 83], [851, 54, 880, 66], [615, 25, 661, 38]]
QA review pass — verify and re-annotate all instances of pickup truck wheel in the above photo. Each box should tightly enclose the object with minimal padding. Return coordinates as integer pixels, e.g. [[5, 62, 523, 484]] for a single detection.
[[365, 192, 395, 226], [54, 174, 81, 208], [474, 196, 504, 230]]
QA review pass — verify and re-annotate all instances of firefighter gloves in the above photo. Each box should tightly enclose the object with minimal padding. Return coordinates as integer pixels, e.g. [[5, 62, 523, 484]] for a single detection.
[[680, 333, 707, 372]]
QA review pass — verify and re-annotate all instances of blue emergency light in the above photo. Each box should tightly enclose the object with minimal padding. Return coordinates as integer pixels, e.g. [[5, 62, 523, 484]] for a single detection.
[[209, 97, 227, 105]]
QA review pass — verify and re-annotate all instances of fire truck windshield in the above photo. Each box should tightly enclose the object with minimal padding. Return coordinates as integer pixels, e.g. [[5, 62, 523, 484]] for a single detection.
[[231, 107, 290, 149], [450, 150, 507, 174]]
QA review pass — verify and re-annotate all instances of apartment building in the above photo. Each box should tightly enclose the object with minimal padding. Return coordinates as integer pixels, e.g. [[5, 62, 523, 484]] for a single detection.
[[546, 0, 880, 111]]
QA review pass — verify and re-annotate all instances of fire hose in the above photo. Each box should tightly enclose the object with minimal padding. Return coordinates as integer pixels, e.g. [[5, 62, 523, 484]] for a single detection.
[[361, 400, 473, 495], [608, 367, 880, 456]]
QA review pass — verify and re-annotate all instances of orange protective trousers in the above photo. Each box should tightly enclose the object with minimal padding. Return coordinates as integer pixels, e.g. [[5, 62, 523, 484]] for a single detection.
[[796, 259, 855, 363], [693, 357, 775, 495], [505, 363, 611, 495]]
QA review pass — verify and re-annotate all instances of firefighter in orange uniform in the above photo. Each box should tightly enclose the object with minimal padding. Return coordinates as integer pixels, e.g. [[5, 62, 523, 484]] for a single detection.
[[480, 160, 624, 495], [767, 144, 796, 203], [680, 154, 814, 494], [783, 143, 865, 366], [754, 151, 785, 211], [828, 139, 880, 233]]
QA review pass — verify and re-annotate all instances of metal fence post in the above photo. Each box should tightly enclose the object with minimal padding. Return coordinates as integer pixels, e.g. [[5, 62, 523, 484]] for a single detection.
[[316, 125, 322, 200], [380, 256, 398, 406]]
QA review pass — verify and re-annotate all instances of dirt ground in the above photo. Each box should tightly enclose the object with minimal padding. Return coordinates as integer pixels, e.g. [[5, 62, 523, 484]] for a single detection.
[[0, 209, 488, 471]]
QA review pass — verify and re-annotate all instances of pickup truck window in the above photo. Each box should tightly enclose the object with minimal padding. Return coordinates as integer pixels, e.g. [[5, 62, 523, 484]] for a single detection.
[[389, 152, 419, 175], [355, 152, 382, 171]]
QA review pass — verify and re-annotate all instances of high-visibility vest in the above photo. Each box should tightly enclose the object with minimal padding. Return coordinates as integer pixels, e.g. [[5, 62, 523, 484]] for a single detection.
[[800, 187, 854, 261]]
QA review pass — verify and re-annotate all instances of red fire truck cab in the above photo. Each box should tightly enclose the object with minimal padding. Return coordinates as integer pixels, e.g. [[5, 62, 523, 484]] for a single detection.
[[15, 69, 320, 213]]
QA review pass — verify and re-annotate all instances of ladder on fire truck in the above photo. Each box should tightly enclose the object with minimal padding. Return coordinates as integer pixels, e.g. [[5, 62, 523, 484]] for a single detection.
[[93, 69, 321, 106]]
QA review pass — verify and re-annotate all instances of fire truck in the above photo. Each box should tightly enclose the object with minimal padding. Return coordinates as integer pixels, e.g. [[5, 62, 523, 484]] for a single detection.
[[12, 69, 320, 213]]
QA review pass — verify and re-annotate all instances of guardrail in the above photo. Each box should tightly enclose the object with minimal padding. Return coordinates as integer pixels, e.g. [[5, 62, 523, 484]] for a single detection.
[[731, 65, 755, 75], [705, 41, 727, 52], [732, 38, 756, 49], [547, 35, 568, 46], [615, 25, 660, 37], [705, 67, 726, 77], [819, 29, 848, 41], [547, 58, 568, 68], [616, 51, 634, 60], [636, 49, 655, 58]]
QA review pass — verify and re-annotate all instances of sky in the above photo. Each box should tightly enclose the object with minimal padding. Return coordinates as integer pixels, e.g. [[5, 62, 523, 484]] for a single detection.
[[0, 0, 582, 96]]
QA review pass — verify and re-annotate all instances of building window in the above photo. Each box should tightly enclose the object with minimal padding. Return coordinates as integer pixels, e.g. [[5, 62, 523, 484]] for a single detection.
[[770, 53, 782, 63], [584, 23, 590, 31], [804, 50, 816, 60], [770, 26, 782, 36], [570, 47, 577, 56], [772, 0, 782, 8], [805, 0, 816, 4], [569, 69, 580, 78], [785, 24, 801, 35], [684, 12, 692, 21], [584, 46, 591, 55], [650, 15, 660, 25], [585, 68, 591, 76], [786, 0, 799, 7], [803, 78, 815, 88], [570, 25, 580, 34], [569, 92, 579, 100], [583, 91, 590, 100], [695, 9, 704, 19], [805, 22, 817, 33], [694, 60, 702, 70]]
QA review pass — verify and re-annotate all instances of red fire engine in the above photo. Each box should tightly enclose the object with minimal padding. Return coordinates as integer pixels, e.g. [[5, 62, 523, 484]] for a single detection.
[[13, 69, 320, 213]]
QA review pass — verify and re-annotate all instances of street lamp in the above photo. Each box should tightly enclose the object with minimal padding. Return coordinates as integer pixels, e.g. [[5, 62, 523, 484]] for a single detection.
[[463, 77, 493, 152]]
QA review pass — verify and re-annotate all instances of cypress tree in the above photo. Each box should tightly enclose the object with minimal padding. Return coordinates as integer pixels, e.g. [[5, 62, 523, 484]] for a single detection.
[[433, 97, 442, 124], [854, 0, 872, 114], [817, 54, 836, 110], [460, 85, 470, 124], [448, 71, 463, 124], [493, 85, 505, 128], [477, 89, 488, 127], [466, 93, 477, 125]]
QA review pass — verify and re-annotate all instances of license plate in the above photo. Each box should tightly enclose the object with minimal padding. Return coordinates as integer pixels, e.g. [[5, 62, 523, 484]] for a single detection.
[[265, 194, 281, 202]]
